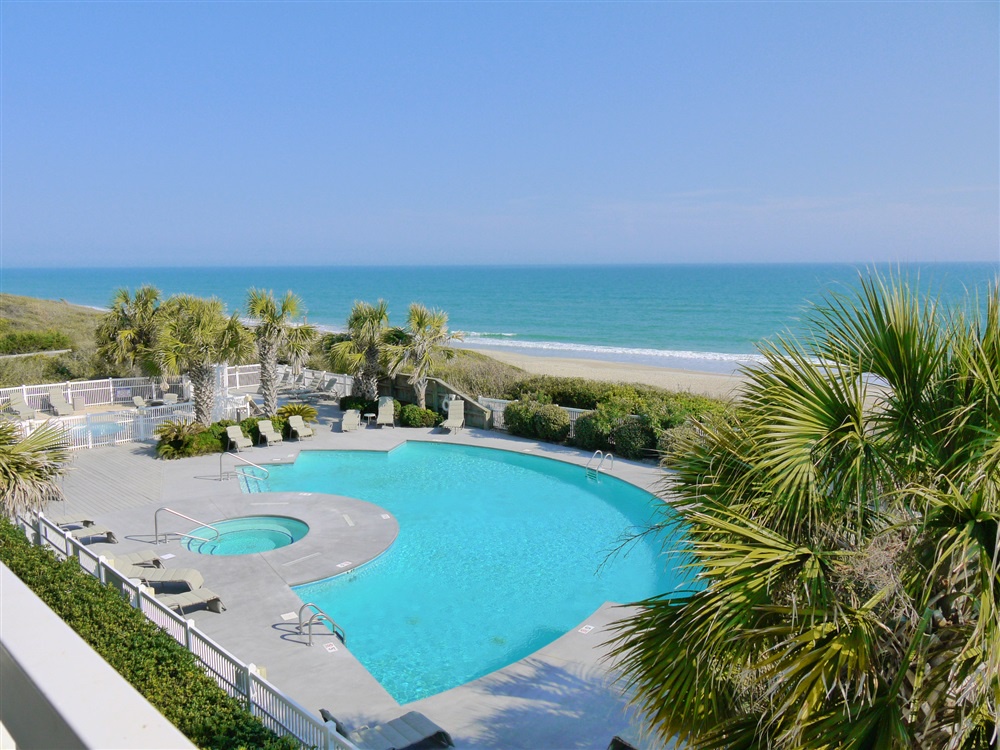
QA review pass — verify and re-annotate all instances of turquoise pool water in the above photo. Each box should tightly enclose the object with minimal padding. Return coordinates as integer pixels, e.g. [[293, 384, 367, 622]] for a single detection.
[[262, 443, 685, 704], [184, 515, 309, 555]]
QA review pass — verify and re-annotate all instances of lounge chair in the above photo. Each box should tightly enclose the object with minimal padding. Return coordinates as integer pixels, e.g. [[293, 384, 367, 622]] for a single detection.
[[320, 709, 454, 750], [257, 419, 283, 446], [48, 388, 74, 416], [108, 549, 163, 568], [226, 425, 253, 452], [162, 393, 178, 405], [49, 514, 96, 528], [113, 562, 204, 591], [157, 588, 226, 614], [4, 392, 37, 420], [441, 399, 465, 432], [132, 396, 148, 409], [341, 409, 361, 432], [246, 394, 265, 416], [288, 415, 314, 440], [67, 525, 118, 544], [376, 396, 395, 428]]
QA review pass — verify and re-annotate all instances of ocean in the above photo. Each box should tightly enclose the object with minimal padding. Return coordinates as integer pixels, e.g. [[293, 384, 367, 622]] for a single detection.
[[2, 263, 996, 374]]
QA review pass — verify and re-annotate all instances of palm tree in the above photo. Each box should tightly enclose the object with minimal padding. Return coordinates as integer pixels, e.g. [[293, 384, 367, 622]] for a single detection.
[[157, 295, 254, 425], [95, 285, 163, 375], [388, 303, 463, 409], [610, 274, 999, 749], [245, 288, 317, 415], [328, 300, 392, 401], [0, 420, 70, 519]]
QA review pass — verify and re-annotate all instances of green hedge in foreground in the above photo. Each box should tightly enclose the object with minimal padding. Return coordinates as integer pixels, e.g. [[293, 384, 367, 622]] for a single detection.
[[0, 517, 295, 750]]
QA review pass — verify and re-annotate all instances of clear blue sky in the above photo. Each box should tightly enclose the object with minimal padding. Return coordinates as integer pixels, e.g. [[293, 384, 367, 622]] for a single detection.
[[2, 1, 997, 267]]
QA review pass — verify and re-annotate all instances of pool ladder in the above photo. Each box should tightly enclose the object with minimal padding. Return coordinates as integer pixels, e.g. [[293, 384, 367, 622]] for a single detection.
[[298, 603, 346, 646], [153, 507, 221, 546], [220, 452, 269, 493], [585, 450, 614, 480]]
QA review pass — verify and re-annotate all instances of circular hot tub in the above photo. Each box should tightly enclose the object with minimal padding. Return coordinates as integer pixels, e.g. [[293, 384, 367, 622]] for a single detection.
[[183, 515, 309, 556]]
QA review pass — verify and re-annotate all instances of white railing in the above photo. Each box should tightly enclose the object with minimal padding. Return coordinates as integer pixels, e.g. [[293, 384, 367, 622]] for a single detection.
[[0, 375, 188, 414], [225, 364, 262, 391], [275, 364, 354, 401], [479, 397, 590, 438], [21, 512, 359, 750], [18, 403, 197, 450]]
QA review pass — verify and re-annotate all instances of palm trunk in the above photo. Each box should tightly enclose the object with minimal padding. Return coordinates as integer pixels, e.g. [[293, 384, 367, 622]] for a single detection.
[[258, 342, 279, 415], [413, 377, 427, 409], [190, 363, 215, 425]]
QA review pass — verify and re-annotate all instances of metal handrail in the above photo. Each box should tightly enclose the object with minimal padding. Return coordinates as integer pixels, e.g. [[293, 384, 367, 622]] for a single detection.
[[153, 507, 221, 546], [585, 450, 615, 478], [220, 452, 270, 481], [297, 602, 346, 645]]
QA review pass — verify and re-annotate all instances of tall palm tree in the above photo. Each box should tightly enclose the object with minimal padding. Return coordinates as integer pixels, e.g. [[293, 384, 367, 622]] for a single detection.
[[0, 420, 70, 519], [245, 288, 318, 415], [157, 295, 253, 425], [388, 303, 463, 409], [328, 300, 392, 401], [610, 274, 999, 749], [95, 285, 163, 375]]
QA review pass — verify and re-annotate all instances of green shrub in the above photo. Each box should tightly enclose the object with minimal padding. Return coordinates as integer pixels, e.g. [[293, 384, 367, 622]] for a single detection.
[[276, 402, 317, 422], [611, 418, 656, 460], [154, 420, 206, 459], [532, 403, 571, 443], [0, 517, 294, 749], [399, 403, 440, 427], [0, 329, 73, 355], [503, 400, 537, 438], [573, 411, 611, 452], [340, 395, 376, 414]]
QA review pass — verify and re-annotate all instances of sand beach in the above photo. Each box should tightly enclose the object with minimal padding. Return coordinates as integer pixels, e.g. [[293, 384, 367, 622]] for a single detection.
[[481, 350, 748, 400]]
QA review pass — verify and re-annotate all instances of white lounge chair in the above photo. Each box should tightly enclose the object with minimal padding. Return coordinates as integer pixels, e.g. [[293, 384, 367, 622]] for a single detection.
[[441, 399, 465, 432], [157, 588, 226, 614], [226, 425, 253, 452], [257, 419, 283, 446], [377, 396, 395, 428], [320, 709, 454, 750], [341, 409, 362, 432], [162, 393, 178, 405], [108, 550, 163, 568], [288, 415, 314, 440], [4, 392, 37, 420], [113, 562, 204, 592], [48, 388, 74, 416], [67, 525, 118, 544]]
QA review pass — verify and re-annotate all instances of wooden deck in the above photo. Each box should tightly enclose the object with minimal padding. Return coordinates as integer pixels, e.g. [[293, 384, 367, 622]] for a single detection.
[[57, 442, 165, 517]]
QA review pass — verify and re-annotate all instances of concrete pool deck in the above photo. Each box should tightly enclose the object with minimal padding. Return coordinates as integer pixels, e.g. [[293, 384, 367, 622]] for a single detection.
[[54, 403, 673, 750]]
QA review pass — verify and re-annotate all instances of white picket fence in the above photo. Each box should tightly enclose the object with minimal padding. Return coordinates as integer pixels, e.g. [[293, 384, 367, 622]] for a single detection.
[[478, 397, 590, 438], [22, 512, 358, 750], [0, 375, 188, 414]]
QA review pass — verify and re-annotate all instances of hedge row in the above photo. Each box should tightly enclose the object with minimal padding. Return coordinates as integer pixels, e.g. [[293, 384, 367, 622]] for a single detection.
[[0, 329, 73, 355], [0, 516, 294, 750]]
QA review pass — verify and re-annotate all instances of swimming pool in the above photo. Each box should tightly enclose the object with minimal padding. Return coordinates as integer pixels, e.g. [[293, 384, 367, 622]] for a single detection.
[[184, 515, 309, 556], [260, 442, 686, 703]]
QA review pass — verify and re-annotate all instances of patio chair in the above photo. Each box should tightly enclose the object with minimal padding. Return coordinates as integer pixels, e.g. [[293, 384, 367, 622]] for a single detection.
[[258, 419, 283, 446], [376, 396, 395, 428], [4, 392, 37, 420], [49, 514, 96, 528], [246, 394, 265, 416], [132, 396, 148, 409], [113, 562, 204, 592], [226, 425, 253, 452], [441, 399, 465, 432], [108, 549, 163, 568], [67, 525, 118, 544], [288, 415, 314, 440], [341, 409, 362, 432], [162, 393, 178, 405], [320, 708, 454, 750], [47, 388, 75, 416], [156, 587, 226, 614]]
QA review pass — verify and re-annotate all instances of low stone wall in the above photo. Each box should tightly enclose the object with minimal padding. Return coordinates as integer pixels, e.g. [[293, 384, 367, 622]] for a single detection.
[[384, 375, 493, 430]]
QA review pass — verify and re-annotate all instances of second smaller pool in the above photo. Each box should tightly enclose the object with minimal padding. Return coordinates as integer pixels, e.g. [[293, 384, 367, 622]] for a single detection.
[[184, 515, 309, 556]]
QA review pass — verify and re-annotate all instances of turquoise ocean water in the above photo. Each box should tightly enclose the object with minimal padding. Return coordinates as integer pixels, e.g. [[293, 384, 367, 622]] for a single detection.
[[2, 263, 996, 374]]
